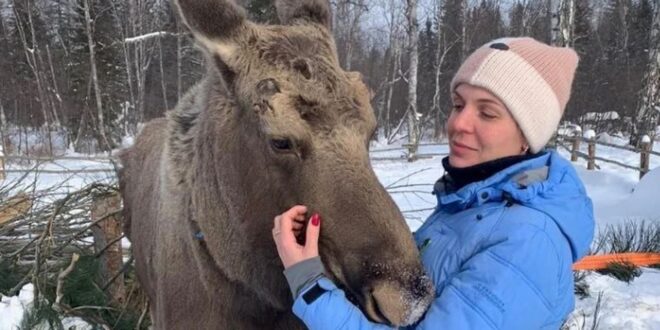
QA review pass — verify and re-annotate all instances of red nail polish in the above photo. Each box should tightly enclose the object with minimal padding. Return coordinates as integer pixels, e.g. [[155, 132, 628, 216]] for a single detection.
[[311, 214, 321, 226]]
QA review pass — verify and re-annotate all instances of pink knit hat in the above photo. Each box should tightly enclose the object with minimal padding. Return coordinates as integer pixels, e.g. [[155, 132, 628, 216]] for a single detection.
[[451, 37, 579, 153]]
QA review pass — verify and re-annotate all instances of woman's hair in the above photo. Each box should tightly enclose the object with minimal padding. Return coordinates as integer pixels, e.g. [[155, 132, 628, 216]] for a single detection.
[[451, 37, 579, 153]]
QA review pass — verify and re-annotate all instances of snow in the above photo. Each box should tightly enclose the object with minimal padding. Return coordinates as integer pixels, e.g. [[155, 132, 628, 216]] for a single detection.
[[125, 31, 174, 43], [565, 269, 660, 330], [584, 129, 597, 139], [121, 135, 135, 149], [0, 284, 91, 329], [1, 137, 659, 329], [558, 122, 582, 136], [642, 135, 651, 144], [597, 132, 625, 144], [580, 111, 621, 121], [0, 284, 33, 329]]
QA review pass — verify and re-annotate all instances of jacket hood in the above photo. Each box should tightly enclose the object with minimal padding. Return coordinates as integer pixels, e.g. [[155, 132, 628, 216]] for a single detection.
[[434, 151, 595, 262]]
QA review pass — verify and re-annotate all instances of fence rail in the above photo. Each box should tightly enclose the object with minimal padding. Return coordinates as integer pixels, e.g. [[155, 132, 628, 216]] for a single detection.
[[0, 155, 117, 179], [2, 169, 117, 174], [558, 135, 660, 157], [556, 133, 656, 179], [2, 155, 118, 162]]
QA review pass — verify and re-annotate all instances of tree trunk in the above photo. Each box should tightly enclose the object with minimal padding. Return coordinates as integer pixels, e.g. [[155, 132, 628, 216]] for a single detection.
[[405, 0, 420, 160], [177, 22, 183, 100], [0, 102, 6, 129], [381, 2, 404, 141], [45, 45, 62, 128], [12, 0, 50, 128], [384, 44, 401, 140], [158, 37, 169, 111], [461, 0, 469, 60], [110, 1, 137, 136], [0, 102, 7, 166], [334, 0, 367, 71], [83, 0, 111, 151], [631, 1, 660, 147], [556, 0, 576, 47], [431, 24, 457, 141]]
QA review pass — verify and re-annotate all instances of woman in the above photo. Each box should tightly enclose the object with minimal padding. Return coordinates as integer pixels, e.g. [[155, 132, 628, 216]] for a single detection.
[[273, 37, 595, 329]]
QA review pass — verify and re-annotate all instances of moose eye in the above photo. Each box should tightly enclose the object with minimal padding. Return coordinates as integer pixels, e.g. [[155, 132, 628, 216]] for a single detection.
[[270, 138, 293, 152]]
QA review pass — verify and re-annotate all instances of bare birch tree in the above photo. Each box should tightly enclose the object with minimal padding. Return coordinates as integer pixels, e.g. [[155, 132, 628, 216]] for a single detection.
[[12, 0, 51, 128], [82, 0, 111, 151], [405, 0, 421, 160], [110, 0, 137, 137], [631, 1, 660, 146], [373, 0, 405, 139], [333, 0, 369, 70], [461, 0, 469, 59], [11, 0, 61, 153], [554, 0, 576, 47], [127, 0, 159, 130], [430, 45, 458, 140], [431, 0, 459, 140]]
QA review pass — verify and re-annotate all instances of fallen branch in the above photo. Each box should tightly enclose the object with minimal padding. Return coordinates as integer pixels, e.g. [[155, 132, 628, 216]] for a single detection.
[[55, 253, 80, 306], [135, 298, 149, 330], [385, 168, 432, 189]]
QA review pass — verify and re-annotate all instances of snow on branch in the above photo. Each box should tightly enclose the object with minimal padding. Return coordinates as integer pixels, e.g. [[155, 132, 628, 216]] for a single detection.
[[124, 31, 179, 44]]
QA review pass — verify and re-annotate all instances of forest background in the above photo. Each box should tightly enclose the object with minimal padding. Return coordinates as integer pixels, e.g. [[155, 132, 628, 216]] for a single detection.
[[0, 0, 658, 154]]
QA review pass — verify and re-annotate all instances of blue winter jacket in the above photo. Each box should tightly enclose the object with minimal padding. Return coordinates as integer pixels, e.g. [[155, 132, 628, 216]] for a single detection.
[[290, 151, 595, 329]]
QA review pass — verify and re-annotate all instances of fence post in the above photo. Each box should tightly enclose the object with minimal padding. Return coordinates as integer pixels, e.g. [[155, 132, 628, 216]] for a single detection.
[[571, 129, 582, 162], [405, 143, 418, 162], [585, 130, 596, 170], [91, 191, 125, 304], [640, 135, 651, 179]]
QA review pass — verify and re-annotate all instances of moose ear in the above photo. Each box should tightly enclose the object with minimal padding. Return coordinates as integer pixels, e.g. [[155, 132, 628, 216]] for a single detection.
[[174, 0, 248, 60], [275, 0, 332, 29]]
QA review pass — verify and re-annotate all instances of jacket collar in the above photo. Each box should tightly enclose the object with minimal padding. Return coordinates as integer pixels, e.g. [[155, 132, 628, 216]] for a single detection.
[[434, 151, 551, 212]]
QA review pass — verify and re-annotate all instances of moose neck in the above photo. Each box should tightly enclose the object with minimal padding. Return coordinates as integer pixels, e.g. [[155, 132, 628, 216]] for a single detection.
[[168, 75, 294, 312]]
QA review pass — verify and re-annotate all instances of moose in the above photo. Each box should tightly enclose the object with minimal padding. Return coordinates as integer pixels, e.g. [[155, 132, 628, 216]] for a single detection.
[[118, 0, 434, 328]]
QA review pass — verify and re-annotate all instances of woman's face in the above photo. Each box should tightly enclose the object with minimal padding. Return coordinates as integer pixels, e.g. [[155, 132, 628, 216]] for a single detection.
[[447, 84, 528, 168]]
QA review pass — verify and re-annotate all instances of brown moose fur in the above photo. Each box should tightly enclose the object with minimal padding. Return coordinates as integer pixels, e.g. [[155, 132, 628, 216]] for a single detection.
[[118, 0, 433, 328]]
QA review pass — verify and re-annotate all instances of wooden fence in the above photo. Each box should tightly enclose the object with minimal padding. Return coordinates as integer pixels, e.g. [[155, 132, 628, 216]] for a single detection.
[[368, 135, 657, 180], [370, 142, 449, 161], [0, 155, 117, 181], [556, 133, 658, 179]]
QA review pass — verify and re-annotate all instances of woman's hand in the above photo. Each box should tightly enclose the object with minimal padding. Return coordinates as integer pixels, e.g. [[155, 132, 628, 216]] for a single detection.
[[273, 205, 321, 269]]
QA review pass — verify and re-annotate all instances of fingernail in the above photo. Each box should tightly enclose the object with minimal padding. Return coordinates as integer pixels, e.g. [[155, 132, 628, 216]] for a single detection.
[[311, 214, 321, 226]]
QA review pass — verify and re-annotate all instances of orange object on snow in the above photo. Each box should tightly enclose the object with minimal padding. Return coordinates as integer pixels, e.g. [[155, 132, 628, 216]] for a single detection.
[[572, 253, 660, 271]]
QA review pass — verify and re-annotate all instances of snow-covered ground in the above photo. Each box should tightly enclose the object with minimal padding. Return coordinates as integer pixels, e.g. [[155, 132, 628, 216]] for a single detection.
[[1, 135, 659, 329], [0, 285, 89, 330]]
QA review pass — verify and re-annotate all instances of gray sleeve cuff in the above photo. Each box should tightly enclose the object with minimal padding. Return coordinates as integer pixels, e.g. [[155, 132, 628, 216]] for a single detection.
[[283, 256, 326, 298]]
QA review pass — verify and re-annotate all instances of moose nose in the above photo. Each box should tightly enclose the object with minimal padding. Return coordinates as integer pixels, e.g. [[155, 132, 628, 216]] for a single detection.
[[364, 272, 434, 326]]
